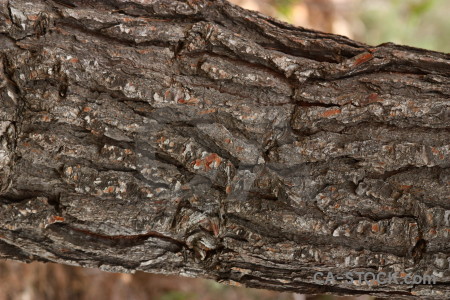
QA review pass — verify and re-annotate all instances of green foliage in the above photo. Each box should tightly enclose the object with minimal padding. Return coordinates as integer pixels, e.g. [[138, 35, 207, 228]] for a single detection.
[[274, 0, 299, 16], [269, 0, 449, 52], [360, 0, 450, 52], [158, 291, 196, 300], [409, 0, 437, 19]]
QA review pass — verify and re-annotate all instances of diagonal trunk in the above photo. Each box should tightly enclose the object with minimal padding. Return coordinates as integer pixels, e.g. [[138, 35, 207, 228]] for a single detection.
[[0, 0, 449, 298]]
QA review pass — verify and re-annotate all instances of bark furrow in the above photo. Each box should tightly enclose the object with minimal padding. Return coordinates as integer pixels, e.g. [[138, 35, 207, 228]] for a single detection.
[[0, 0, 449, 298]]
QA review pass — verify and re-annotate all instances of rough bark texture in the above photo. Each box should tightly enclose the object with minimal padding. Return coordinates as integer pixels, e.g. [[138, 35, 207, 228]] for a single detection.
[[0, 0, 449, 298]]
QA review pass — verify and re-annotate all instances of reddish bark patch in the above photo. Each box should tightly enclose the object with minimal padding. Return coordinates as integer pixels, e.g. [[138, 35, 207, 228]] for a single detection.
[[371, 224, 379, 233], [354, 53, 373, 66], [321, 108, 341, 118]]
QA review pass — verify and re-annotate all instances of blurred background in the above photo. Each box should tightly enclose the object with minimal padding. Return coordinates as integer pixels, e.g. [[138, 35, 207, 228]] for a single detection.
[[1, 0, 448, 299], [0, 261, 373, 300], [230, 0, 450, 52]]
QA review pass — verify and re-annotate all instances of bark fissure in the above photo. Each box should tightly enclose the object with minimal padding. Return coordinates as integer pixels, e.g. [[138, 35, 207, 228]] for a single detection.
[[0, 0, 449, 298]]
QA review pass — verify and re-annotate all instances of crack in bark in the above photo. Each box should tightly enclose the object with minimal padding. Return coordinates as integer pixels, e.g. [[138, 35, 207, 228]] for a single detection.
[[0, 0, 449, 297]]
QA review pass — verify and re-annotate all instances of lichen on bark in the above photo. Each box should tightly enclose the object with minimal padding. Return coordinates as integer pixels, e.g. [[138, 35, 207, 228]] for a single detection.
[[0, 0, 449, 298]]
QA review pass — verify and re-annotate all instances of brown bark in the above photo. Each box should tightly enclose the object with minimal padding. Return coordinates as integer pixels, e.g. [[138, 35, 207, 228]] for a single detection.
[[0, 0, 449, 298]]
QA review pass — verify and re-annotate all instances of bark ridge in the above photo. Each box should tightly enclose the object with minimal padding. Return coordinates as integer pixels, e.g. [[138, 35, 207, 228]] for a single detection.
[[0, 0, 449, 298]]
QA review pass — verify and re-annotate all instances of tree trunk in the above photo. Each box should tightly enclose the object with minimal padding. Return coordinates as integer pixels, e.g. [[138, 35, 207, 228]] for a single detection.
[[0, 0, 449, 298]]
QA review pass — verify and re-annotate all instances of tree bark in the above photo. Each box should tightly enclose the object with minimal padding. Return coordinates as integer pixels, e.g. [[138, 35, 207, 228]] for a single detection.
[[0, 0, 449, 298]]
